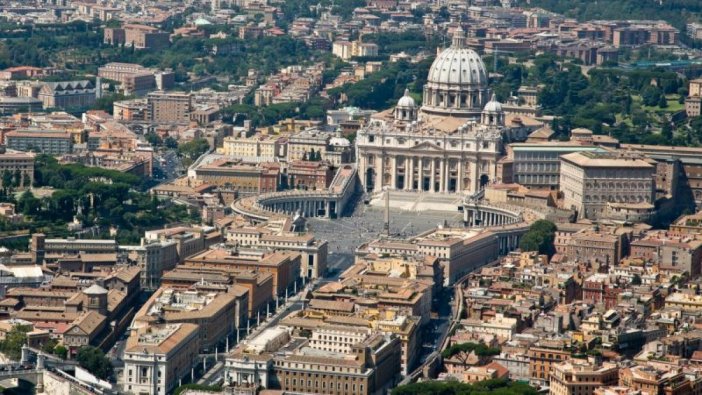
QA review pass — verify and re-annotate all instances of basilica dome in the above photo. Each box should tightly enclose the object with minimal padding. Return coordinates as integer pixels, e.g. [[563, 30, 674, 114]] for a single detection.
[[421, 27, 491, 119], [427, 40, 487, 87]]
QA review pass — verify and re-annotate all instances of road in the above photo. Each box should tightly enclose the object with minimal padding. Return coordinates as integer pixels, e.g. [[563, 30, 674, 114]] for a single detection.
[[193, 285, 310, 387], [152, 149, 183, 181], [175, 194, 468, 389]]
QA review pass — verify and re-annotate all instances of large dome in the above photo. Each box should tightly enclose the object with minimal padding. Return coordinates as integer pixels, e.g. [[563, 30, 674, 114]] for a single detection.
[[427, 44, 487, 87], [421, 27, 491, 119]]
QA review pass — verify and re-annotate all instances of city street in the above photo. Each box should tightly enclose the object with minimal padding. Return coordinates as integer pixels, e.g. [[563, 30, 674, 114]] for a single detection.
[[172, 194, 464, 389]]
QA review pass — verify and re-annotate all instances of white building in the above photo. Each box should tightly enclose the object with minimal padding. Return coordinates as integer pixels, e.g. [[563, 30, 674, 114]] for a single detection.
[[123, 323, 200, 395], [356, 28, 528, 195], [460, 313, 518, 340]]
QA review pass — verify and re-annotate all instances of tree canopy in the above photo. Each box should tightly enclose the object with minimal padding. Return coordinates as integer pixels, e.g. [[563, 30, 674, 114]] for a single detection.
[[519, 220, 557, 256], [16, 155, 197, 244], [76, 346, 113, 380], [442, 342, 501, 359], [0, 325, 31, 361], [392, 378, 539, 395]]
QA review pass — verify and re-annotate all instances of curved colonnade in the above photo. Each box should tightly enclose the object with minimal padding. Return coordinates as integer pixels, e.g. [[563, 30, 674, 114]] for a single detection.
[[232, 165, 357, 222]]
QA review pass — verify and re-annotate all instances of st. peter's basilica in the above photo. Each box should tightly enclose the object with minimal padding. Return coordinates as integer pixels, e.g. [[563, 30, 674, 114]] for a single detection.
[[356, 27, 530, 195]]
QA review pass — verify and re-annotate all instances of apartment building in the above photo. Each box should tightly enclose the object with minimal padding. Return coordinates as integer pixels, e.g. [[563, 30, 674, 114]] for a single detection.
[[160, 267, 272, 318], [0, 97, 43, 115], [121, 241, 178, 290], [550, 360, 619, 395], [509, 142, 604, 190], [225, 327, 401, 395], [184, 249, 301, 297], [528, 342, 571, 386], [630, 231, 702, 277], [222, 134, 286, 162], [104, 24, 170, 50], [362, 227, 500, 285], [147, 91, 192, 124], [112, 102, 148, 125], [6, 129, 73, 155], [98, 63, 157, 96]]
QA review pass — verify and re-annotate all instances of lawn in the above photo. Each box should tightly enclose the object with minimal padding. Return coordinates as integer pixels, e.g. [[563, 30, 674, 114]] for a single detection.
[[631, 94, 685, 113]]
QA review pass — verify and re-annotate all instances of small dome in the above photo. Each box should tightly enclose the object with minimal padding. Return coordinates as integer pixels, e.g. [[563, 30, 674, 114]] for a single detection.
[[330, 137, 350, 147], [483, 94, 503, 113], [397, 89, 416, 108], [83, 284, 108, 295]]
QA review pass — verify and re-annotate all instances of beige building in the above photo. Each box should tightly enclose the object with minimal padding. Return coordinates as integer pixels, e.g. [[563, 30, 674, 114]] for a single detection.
[[133, 287, 248, 352], [362, 227, 500, 285], [222, 134, 285, 162], [460, 313, 518, 341], [225, 327, 401, 395], [98, 62, 158, 96], [332, 40, 379, 60], [193, 159, 279, 195], [226, 221, 328, 279], [686, 78, 702, 117], [147, 91, 192, 124], [665, 292, 702, 312], [123, 323, 200, 395], [5, 129, 73, 155], [0, 149, 35, 188], [560, 151, 655, 220], [550, 360, 619, 395]]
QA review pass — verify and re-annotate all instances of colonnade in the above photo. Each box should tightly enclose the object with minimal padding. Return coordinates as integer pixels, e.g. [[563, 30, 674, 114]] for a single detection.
[[267, 199, 335, 218], [369, 155, 486, 194], [463, 207, 519, 227]]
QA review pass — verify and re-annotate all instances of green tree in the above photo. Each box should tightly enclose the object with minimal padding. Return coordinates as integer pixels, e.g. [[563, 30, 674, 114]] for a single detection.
[[658, 94, 668, 108], [177, 138, 211, 161], [145, 132, 163, 146], [519, 220, 557, 256], [164, 137, 178, 149], [53, 344, 68, 359], [18, 191, 41, 216], [631, 274, 642, 285], [0, 325, 31, 361], [441, 342, 500, 359], [1, 170, 12, 188], [76, 346, 113, 380], [642, 85, 661, 106], [41, 338, 58, 354], [392, 378, 538, 395]]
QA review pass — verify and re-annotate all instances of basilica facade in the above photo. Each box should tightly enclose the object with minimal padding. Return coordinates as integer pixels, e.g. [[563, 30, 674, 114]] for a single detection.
[[356, 28, 526, 195]]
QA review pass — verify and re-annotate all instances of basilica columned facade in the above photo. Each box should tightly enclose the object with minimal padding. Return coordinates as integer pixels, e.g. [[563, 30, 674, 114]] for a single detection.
[[356, 28, 518, 195]]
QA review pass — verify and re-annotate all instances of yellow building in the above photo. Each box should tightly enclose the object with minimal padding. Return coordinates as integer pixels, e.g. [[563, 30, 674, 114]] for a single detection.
[[665, 292, 702, 312], [550, 360, 618, 395], [222, 134, 284, 161]]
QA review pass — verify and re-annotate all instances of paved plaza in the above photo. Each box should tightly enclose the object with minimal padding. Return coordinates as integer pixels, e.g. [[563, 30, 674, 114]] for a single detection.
[[308, 191, 466, 278]]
